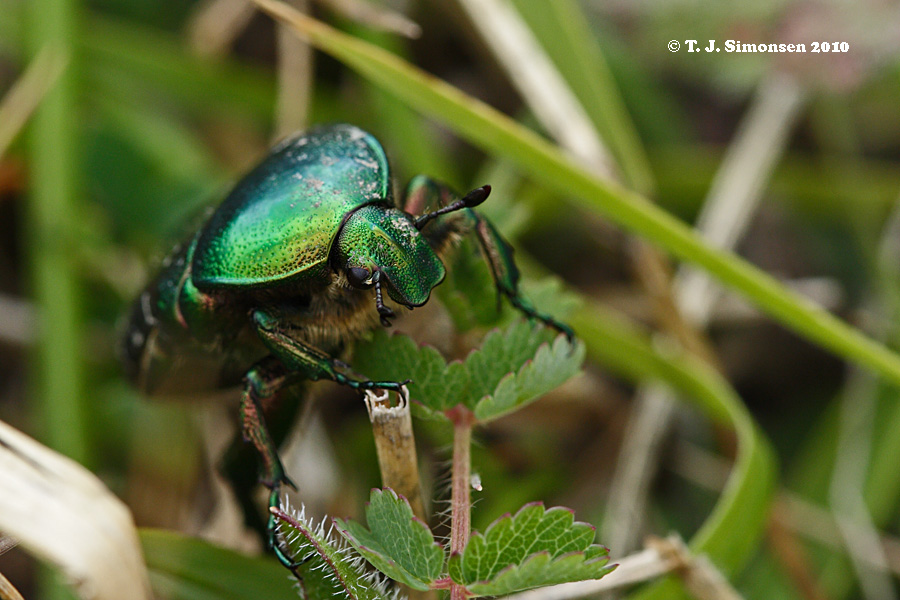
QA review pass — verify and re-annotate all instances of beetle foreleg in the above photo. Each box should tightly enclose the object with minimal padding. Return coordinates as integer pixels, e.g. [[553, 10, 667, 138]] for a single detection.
[[472, 217, 575, 342], [252, 309, 407, 391], [373, 274, 395, 327]]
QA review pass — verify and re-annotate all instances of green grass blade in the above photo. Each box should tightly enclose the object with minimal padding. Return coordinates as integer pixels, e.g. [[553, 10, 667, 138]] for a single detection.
[[251, 0, 900, 389], [140, 529, 297, 600], [511, 0, 655, 194], [570, 305, 776, 592], [27, 0, 88, 466]]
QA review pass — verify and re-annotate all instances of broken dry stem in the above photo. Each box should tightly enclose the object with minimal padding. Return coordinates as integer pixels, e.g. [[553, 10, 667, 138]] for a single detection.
[[364, 387, 425, 519]]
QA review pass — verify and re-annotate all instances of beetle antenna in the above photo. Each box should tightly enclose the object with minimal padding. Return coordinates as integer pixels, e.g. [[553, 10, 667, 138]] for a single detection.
[[414, 185, 491, 230], [374, 277, 395, 327]]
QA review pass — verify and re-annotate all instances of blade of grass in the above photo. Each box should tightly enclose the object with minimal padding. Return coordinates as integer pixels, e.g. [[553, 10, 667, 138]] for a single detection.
[[251, 0, 900, 405], [511, 0, 655, 195], [186, 0, 257, 58], [0, 8, 277, 124], [0, 420, 151, 600], [456, 0, 617, 178], [0, 46, 68, 160], [274, 0, 312, 139], [652, 146, 900, 223], [569, 304, 776, 584], [830, 372, 897, 600], [607, 72, 805, 558], [768, 198, 900, 599], [28, 0, 87, 466]]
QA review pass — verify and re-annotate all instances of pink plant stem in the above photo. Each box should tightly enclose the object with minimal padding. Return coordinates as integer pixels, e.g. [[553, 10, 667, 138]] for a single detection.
[[449, 407, 474, 600]]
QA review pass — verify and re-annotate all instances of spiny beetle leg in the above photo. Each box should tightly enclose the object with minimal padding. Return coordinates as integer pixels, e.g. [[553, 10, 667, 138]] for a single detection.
[[509, 294, 576, 344], [334, 373, 410, 392], [253, 309, 410, 393], [240, 358, 297, 492], [253, 309, 353, 383], [472, 212, 577, 344]]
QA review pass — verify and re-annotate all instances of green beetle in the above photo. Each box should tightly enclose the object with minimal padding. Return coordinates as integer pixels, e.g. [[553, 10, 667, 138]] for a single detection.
[[121, 123, 572, 567]]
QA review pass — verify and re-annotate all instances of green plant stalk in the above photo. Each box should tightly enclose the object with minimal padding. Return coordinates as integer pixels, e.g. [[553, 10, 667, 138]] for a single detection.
[[27, 0, 87, 465], [27, 1, 87, 599], [253, 0, 900, 390]]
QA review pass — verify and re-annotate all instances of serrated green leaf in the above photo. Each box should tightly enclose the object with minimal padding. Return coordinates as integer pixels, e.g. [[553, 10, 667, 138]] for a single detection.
[[272, 506, 394, 600], [447, 503, 613, 596], [335, 488, 444, 591], [464, 322, 549, 403], [475, 335, 586, 422], [354, 320, 582, 422]]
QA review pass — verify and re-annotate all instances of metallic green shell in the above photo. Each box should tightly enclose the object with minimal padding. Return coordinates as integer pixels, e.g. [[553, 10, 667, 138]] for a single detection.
[[192, 124, 392, 288]]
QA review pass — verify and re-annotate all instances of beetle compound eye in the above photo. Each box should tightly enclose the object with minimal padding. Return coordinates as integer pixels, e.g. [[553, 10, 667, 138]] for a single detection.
[[347, 266, 372, 288]]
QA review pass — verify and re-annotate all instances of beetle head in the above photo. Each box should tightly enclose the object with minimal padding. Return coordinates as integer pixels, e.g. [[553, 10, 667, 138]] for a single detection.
[[333, 205, 445, 326]]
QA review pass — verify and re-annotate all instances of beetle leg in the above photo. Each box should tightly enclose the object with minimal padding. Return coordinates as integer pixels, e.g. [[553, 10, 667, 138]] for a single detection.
[[240, 358, 297, 491], [470, 215, 575, 343], [373, 273, 395, 327], [238, 357, 304, 569], [252, 309, 406, 391], [406, 176, 574, 342]]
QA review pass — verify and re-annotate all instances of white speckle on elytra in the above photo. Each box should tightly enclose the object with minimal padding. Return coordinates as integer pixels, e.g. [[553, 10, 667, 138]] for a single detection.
[[354, 157, 377, 170]]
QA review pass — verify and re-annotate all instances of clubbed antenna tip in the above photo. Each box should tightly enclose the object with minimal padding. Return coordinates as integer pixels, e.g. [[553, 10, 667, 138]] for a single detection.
[[415, 184, 492, 230]]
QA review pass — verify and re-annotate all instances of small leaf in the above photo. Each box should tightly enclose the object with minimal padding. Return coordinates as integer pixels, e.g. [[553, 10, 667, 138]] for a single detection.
[[475, 335, 586, 422], [353, 331, 453, 420], [335, 488, 445, 591], [447, 503, 614, 596], [354, 320, 583, 422], [272, 504, 396, 600]]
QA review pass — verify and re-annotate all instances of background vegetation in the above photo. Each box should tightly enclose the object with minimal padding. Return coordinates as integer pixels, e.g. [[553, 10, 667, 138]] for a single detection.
[[1, 0, 900, 598]]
